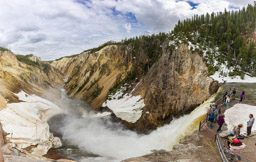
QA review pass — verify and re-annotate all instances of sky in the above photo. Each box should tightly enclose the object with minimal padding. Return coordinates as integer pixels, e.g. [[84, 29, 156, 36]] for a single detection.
[[0, 0, 254, 60]]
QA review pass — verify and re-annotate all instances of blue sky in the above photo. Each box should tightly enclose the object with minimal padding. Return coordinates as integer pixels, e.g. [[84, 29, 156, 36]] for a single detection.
[[0, 0, 254, 60]]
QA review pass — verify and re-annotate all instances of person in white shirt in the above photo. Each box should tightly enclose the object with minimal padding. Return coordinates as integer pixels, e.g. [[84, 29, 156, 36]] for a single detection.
[[225, 95, 230, 108]]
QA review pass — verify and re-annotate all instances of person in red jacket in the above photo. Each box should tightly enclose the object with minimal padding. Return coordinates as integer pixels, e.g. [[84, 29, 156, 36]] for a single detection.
[[217, 114, 225, 132]]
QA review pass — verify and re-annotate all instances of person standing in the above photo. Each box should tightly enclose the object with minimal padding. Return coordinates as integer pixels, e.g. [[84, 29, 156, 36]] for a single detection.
[[208, 112, 215, 128], [223, 91, 228, 103], [225, 95, 230, 108], [247, 114, 255, 136], [232, 88, 236, 100], [217, 114, 225, 132], [239, 91, 245, 103]]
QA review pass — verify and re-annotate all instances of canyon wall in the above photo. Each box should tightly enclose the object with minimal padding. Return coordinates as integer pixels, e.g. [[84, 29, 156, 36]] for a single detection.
[[52, 41, 219, 133]]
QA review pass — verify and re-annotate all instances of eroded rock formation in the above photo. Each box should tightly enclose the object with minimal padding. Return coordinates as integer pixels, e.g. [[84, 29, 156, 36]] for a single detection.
[[0, 51, 64, 108], [125, 43, 219, 132], [51, 45, 134, 109]]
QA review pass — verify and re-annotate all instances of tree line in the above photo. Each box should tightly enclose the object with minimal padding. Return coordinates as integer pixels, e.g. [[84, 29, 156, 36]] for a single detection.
[[173, 2, 256, 76]]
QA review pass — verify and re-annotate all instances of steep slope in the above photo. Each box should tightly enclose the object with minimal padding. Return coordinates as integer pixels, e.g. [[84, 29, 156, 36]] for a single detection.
[[51, 34, 167, 109], [0, 50, 64, 107], [123, 131, 222, 162], [0, 49, 65, 156], [52, 35, 218, 133], [172, 3, 256, 79], [107, 43, 219, 132], [51, 45, 133, 109]]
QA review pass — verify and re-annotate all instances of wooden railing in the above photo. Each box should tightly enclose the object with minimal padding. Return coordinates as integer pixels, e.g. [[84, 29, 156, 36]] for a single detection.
[[199, 97, 223, 131], [199, 112, 209, 131]]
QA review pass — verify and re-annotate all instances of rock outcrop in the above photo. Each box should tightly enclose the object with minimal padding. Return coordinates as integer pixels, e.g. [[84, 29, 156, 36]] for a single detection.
[[123, 43, 219, 132], [123, 131, 222, 162], [0, 91, 63, 156]]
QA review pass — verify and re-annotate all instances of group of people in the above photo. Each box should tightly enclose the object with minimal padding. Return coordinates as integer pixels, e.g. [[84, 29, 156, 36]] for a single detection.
[[226, 114, 254, 161], [208, 103, 227, 132], [208, 103, 220, 128], [207, 89, 254, 161], [223, 88, 245, 108], [215, 114, 255, 161]]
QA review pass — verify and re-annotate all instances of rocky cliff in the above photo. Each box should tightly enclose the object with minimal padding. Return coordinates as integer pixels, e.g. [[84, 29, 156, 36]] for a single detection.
[[51, 38, 219, 133], [0, 50, 65, 156], [0, 51, 64, 108], [51, 44, 138, 109], [122, 43, 219, 132], [123, 131, 221, 162]]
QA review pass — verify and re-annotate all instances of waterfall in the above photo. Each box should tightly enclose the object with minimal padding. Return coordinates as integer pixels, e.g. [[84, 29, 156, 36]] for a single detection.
[[56, 89, 220, 161]]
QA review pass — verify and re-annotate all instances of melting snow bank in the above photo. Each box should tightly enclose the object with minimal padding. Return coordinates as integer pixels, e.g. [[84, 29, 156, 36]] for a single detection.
[[210, 63, 256, 83], [61, 90, 219, 160], [224, 104, 256, 134], [102, 86, 145, 123], [0, 91, 63, 156], [211, 72, 256, 83]]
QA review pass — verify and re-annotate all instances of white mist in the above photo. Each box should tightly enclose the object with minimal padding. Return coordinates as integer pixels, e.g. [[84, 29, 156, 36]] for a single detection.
[[58, 90, 218, 160]]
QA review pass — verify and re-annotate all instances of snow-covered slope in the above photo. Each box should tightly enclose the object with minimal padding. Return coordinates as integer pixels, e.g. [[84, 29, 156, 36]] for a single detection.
[[225, 104, 256, 134], [0, 91, 62, 155], [210, 63, 256, 83], [211, 72, 256, 83]]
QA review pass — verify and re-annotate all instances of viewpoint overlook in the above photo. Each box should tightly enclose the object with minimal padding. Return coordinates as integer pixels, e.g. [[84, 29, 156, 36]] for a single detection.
[[1, 1, 256, 162]]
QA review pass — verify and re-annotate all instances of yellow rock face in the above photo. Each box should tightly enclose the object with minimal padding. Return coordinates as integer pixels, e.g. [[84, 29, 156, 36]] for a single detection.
[[0, 51, 64, 109], [51, 45, 133, 109]]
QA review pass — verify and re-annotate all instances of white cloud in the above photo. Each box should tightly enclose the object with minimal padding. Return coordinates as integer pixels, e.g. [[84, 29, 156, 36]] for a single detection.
[[0, 0, 254, 60], [124, 23, 132, 34]]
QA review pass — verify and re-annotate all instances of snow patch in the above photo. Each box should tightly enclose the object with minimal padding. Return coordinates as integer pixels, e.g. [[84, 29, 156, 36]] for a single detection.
[[225, 104, 256, 134], [211, 72, 256, 83], [210, 63, 256, 83], [0, 91, 63, 155], [102, 87, 145, 123], [102, 94, 145, 123], [95, 112, 111, 118]]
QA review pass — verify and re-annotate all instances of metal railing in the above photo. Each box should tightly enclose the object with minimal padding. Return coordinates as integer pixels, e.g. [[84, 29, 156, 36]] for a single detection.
[[216, 134, 229, 162]]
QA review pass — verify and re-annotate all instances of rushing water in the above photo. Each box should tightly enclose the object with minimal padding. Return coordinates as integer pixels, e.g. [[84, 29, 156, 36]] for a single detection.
[[48, 88, 220, 161]]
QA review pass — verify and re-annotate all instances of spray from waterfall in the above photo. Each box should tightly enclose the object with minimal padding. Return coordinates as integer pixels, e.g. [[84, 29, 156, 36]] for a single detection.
[[53, 88, 220, 160]]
